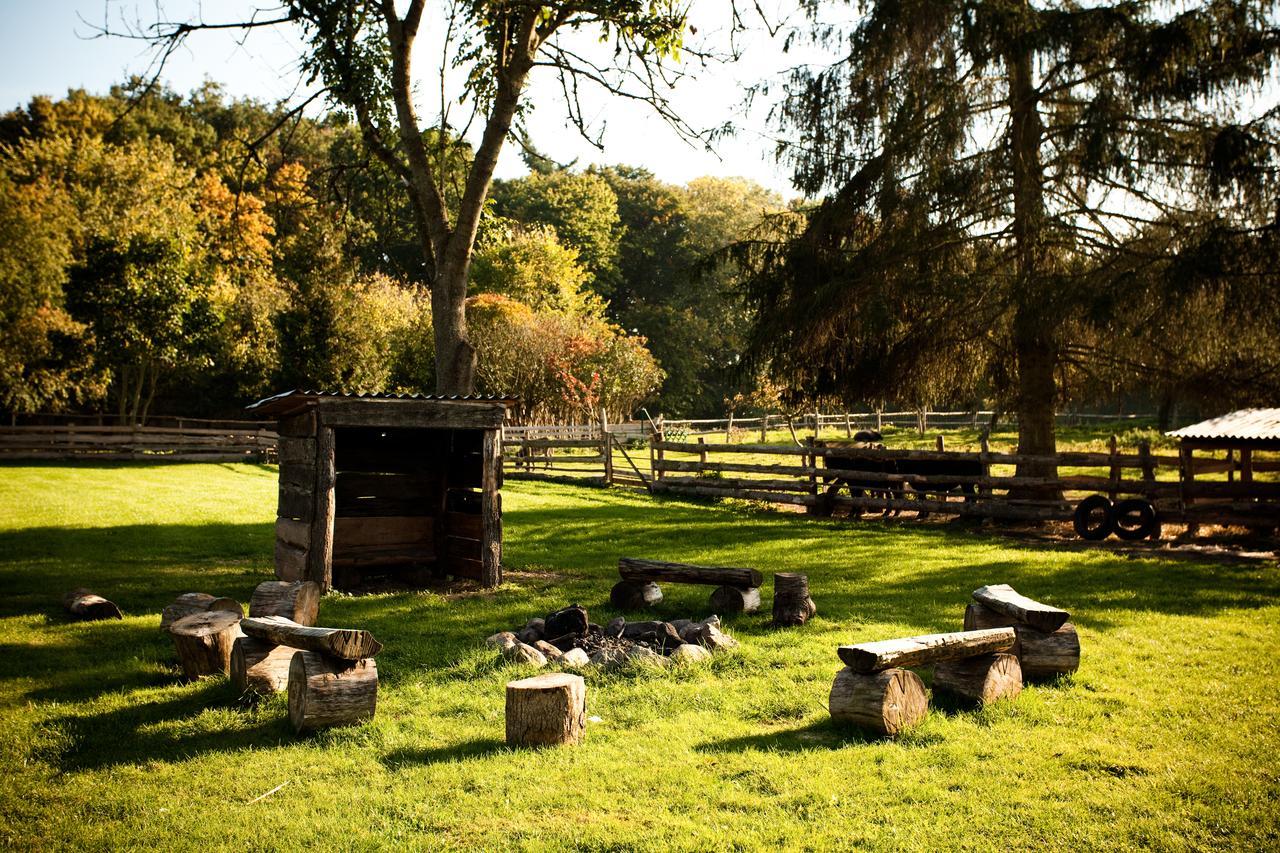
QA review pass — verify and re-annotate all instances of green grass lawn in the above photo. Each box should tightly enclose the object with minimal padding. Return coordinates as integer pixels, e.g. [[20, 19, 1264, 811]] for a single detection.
[[1, 463, 1278, 850]]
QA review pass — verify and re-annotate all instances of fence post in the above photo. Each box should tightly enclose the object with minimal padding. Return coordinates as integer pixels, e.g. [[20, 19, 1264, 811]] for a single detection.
[[936, 435, 945, 452], [1138, 439, 1157, 505], [875, 407, 883, 432], [978, 431, 992, 508], [726, 412, 734, 442], [698, 436, 707, 466], [844, 413, 852, 438], [1108, 434, 1120, 503], [760, 414, 769, 444], [813, 408, 820, 440], [600, 406, 613, 486], [804, 436, 819, 514]]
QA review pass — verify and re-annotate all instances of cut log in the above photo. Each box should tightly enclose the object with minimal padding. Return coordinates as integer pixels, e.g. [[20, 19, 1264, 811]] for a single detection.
[[609, 579, 663, 610], [160, 592, 243, 630], [933, 653, 1023, 704], [618, 557, 763, 588], [287, 650, 378, 732], [505, 673, 587, 747], [61, 588, 122, 621], [964, 603, 1081, 678], [829, 667, 928, 737], [971, 584, 1069, 633], [230, 636, 294, 695], [708, 585, 761, 615], [771, 573, 816, 627], [837, 628, 1016, 673], [169, 610, 243, 680], [240, 615, 382, 660], [248, 581, 320, 625]]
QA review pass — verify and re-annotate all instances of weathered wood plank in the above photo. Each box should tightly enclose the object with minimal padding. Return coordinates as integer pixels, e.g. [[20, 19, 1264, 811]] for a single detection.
[[618, 557, 763, 588], [277, 483, 312, 522], [481, 428, 503, 588], [333, 515, 434, 548], [276, 411, 316, 437], [837, 628, 1016, 673], [309, 427, 336, 590], [971, 584, 1070, 632], [316, 399, 505, 429], [274, 539, 307, 582], [277, 437, 316, 466]]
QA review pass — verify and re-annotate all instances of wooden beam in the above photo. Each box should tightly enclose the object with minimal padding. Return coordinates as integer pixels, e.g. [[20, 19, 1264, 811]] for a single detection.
[[618, 557, 763, 589], [240, 615, 382, 660], [837, 628, 1016, 673], [315, 399, 505, 429], [481, 427, 503, 587], [971, 584, 1069, 632], [308, 427, 336, 590]]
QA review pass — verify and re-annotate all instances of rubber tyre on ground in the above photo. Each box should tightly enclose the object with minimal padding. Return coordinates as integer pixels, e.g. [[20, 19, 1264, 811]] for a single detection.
[[1073, 495, 1115, 541], [1112, 498, 1159, 541]]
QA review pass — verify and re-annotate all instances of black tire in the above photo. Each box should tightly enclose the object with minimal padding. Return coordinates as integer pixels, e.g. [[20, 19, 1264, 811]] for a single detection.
[[1113, 498, 1159, 541], [1073, 495, 1115, 541]]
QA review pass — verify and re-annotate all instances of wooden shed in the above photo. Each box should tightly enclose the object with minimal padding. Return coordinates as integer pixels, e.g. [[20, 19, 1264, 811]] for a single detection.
[[1167, 408, 1280, 530], [247, 390, 511, 591]]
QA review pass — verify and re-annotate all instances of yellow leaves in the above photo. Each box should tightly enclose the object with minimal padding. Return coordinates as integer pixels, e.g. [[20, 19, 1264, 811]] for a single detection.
[[194, 174, 276, 267]]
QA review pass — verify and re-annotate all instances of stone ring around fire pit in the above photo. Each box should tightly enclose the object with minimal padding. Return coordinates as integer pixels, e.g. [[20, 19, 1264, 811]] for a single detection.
[[486, 605, 738, 670]]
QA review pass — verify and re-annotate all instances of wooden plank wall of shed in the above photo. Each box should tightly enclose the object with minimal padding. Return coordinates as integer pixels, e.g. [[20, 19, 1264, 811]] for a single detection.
[[274, 411, 317, 582]]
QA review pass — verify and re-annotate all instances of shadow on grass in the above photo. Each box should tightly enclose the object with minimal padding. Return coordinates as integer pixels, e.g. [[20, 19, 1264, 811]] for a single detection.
[[695, 717, 884, 753], [380, 737, 507, 768], [48, 679, 290, 772]]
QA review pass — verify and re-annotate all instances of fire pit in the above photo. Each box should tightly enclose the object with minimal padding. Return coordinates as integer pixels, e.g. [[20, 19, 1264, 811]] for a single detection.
[[486, 605, 738, 669]]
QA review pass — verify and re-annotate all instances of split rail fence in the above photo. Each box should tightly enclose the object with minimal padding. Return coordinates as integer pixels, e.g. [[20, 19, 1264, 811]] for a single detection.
[[0, 421, 276, 462]]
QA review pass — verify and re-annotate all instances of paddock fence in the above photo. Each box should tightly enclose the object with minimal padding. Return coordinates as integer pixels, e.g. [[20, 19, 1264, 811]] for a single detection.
[[0, 421, 277, 463]]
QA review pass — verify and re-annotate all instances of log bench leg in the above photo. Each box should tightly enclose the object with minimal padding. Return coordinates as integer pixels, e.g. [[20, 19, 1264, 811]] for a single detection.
[[932, 653, 1022, 704], [829, 667, 928, 737], [231, 636, 295, 696], [610, 580, 662, 610], [709, 585, 760, 615], [287, 651, 378, 732]]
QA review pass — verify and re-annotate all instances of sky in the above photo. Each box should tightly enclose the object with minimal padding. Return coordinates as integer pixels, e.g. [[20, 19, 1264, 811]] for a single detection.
[[0, 1, 822, 198]]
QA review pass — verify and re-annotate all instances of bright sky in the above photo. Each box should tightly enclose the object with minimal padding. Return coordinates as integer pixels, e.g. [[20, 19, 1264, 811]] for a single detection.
[[0, 1, 820, 197]]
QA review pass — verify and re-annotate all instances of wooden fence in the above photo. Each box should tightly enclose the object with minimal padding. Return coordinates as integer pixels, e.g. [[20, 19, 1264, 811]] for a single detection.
[[646, 437, 1278, 529], [661, 410, 1154, 439], [0, 423, 276, 462]]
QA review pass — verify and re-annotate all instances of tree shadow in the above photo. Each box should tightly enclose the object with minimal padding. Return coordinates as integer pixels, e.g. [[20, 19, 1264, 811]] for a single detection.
[[47, 679, 289, 772]]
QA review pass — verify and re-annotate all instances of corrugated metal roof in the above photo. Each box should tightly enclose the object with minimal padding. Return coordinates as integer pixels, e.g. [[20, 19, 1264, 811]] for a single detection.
[[1166, 408, 1280, 442], [246, 389, 516, 417]]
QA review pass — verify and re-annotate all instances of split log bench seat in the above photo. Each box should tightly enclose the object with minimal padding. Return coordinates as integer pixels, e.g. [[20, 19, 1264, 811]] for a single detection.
[[830, 628, 1021, 736], [963, 584, 1080, 679], [612, 558, 764, 615]]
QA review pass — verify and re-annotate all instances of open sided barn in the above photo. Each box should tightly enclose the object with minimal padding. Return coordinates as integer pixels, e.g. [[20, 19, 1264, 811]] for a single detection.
[[247, 391, 511, 591], [1168, 408, 1280, 532]]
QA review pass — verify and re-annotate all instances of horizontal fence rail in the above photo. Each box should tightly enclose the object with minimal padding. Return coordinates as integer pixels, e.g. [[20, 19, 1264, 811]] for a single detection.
[[0, 424, 277, 462]]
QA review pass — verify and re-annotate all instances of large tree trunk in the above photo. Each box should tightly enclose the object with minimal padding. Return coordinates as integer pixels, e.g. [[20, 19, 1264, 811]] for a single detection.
[[431, 260, 477, 394], [1007, 36, 1060, 490]]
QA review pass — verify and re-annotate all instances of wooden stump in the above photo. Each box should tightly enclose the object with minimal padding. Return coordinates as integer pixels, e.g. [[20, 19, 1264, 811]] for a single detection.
[[505, 673, 587, 747], [964, 603, 1081, 678], [708, 585, 761, 615], [933, 652, 1023, 704], [772, 573, 816, 626], [169, 610, 243, 680], [610, 579, 662, 610], [160, 592, 243, 630], [287, 651, 378, 732], [62, 588, 122, 621], [829, 667, 928, 737], [230, 636, 295, 695], [248, 580, 320, 625]]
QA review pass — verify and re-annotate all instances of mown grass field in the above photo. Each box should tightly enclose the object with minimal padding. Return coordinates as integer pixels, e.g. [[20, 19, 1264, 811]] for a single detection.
[[1, 462, 1278, 850]]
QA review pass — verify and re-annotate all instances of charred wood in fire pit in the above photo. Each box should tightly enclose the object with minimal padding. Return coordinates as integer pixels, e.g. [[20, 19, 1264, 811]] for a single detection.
[[544, 605, 588, 639]]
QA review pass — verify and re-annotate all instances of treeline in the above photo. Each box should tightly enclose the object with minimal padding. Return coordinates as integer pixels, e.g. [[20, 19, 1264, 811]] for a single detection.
[[0, 82, 780, 423]]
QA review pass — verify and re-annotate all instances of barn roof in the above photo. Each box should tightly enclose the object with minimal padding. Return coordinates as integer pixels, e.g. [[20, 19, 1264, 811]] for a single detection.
[[246, 389, 516, 419], [1166, 408, 1280, 444]]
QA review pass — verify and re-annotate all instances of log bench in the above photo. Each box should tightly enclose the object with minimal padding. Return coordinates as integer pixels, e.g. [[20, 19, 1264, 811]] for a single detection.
[[830, 627, 1022, 736], [611, 558, 764, 615], [963, 584, 1080, 679]]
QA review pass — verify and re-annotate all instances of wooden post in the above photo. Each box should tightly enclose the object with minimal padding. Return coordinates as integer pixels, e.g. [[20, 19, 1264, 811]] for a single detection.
[[936, 435, 945, 452], [844, 413, 853, 438], [600, 408, 613, 486], [760, 414, 769, 443], [813, 408, 820, 439], [1138, 439, 1157, 505], [308, 425, 336, 591], [1241, 447, 1254, 483], [726, 411, 734, 441], [697, 436, 707, 466], [978, 432, 993, 506], [481, 427, 503, 587], [1107, 434, 1120, 503], [655, 434, 665, 482], [1226, 448, 1235, 483]]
